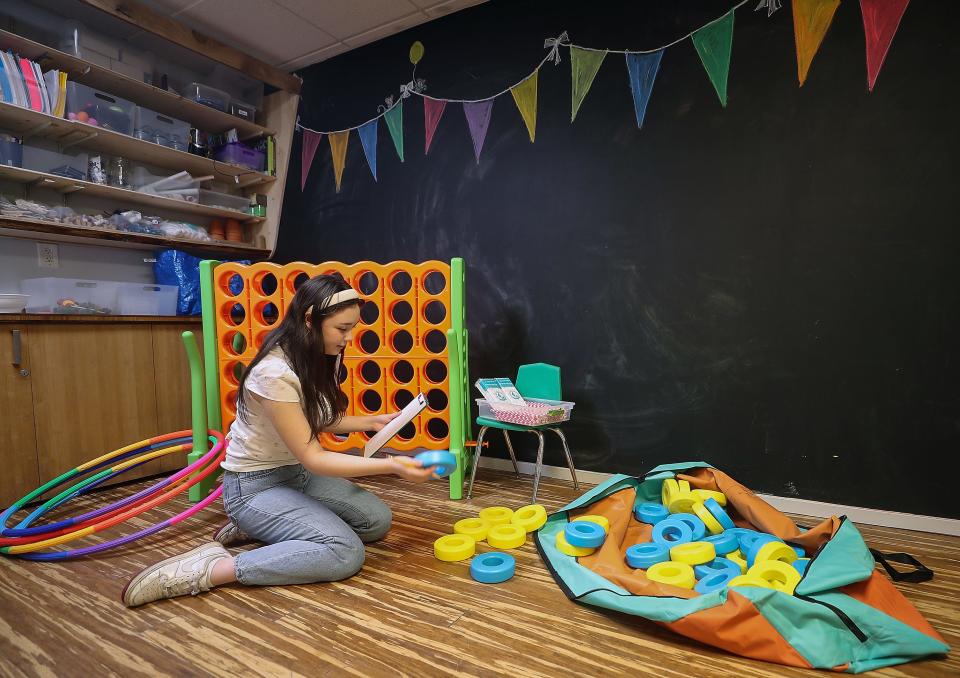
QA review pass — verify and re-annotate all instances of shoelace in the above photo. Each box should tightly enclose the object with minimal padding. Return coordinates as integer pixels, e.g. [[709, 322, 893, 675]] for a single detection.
[[158, 570, 206, 597]]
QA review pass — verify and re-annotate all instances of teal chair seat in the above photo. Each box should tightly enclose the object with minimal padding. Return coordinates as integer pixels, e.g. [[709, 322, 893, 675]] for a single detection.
[[468, 363, 580, 502]]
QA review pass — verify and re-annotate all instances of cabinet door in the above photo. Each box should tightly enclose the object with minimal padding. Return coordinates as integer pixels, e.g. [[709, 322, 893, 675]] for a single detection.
[[30, 325, 163, 482], [0, 326, 39, 507], [152, 324, 203, 472]]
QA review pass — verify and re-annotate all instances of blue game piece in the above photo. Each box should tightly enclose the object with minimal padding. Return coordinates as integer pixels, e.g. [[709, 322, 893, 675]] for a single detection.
[[694, 569, 739, 595], [703, 531, 739, 555], [625, 543, 670, 569], [470, 552, 515, 583], [737, 531, 765, 553], [651, 517, 694, 547], [564, 520, 606, 548], [793, 558, 810, 575], [634, 503, 670, 525], [703, 498, 735, 531], [670, 513, 707, 541], [694, 557, 742, 580], [415, 450, 457, 478], [745, 534, 784, 567]]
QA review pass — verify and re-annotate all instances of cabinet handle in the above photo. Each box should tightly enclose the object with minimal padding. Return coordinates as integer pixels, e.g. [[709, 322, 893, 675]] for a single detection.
[[11, 330, 21, 367]]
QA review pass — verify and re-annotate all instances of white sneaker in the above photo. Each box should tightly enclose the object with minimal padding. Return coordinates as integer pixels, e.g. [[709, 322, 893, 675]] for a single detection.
[[122, 542, 230, 608], [212, 520, 252, 546]]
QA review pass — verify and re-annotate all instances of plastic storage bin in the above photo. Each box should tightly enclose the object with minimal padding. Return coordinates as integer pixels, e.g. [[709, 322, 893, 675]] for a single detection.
[[117, 283, 178, 315], [212, 142, 265, 171], [133, 107, 190, 151], [22, 144, 87, 180], [185, 83, 229, 112], [65, 82, 135, 136], [155, 188, 249, 212], [476, 398, 575, 427], [0, 135, 23, 167], [20, 278, 119, 314]]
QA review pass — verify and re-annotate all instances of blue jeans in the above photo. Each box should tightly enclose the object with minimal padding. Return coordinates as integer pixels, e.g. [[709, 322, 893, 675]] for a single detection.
[[221, 464, 392, 585]]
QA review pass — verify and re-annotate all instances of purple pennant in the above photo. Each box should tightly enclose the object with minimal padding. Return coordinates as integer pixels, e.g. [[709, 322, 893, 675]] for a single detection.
[[462, 99, 494, 163], [300, 129, 323, 191]]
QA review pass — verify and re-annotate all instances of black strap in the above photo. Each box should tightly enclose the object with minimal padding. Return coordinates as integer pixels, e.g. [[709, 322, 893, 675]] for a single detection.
[[869, 549, 934, 584]]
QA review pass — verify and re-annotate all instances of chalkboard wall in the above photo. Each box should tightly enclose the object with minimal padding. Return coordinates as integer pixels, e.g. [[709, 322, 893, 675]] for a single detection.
[[277, 0, 960, 518]]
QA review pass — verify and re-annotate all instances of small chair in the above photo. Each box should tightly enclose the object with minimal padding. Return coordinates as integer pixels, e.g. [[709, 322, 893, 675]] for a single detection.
[[467, 363, 580, 503]]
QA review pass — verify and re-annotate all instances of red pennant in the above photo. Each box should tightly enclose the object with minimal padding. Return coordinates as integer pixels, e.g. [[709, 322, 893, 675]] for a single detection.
[[860, 0, 910, 91], [300, 129, 323, 191], [423, 97, 447, 155]]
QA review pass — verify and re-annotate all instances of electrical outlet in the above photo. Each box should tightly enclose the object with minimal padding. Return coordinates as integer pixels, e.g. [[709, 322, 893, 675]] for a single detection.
[[37, 243, 59, 268]]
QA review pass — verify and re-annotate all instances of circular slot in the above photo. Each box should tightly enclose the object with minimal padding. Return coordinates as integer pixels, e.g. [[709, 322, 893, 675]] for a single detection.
[[424, 330, 447, 354]]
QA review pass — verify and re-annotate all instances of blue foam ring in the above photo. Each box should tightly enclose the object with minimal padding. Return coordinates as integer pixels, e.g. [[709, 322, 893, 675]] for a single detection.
[[414, 450, 457, 478], [725, 527, 757, 540], [703, 531, 739, 555], [694, 557, 742, 580], [789, 544, 805, 558], [736, 531, 765, 553], [703, 498, 735, 531], [634, 502, 670, 525], [470, 552, 516, 584], [745, 534, 784, 567], [669, 513, 707, 541], [564, 520, 606, 548], [625, 543, 670, 569], [651, 517, 694, 547], [694, 569, 739, 595], [793, 558, 810, 575]]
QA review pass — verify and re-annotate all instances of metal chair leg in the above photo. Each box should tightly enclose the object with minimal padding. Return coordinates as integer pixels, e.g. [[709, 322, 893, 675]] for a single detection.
[[530, 430, 545, 504], [550, 427, 580, 491], [502, 430, 521, 477], [466, 426, 489, 499]]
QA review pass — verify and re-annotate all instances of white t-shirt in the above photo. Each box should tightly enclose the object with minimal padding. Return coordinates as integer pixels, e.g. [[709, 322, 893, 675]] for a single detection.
[[222, 346, 305, 472]]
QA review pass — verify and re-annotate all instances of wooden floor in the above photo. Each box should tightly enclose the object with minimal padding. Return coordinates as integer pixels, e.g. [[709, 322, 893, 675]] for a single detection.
[[0, 469, 956, 677]]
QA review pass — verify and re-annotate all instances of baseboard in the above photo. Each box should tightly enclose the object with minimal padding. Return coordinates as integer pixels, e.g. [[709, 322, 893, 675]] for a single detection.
[[476, 458, 960, 536]]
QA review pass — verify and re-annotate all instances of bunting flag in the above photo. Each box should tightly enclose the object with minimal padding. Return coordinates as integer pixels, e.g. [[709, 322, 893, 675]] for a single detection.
[[792, 0, 841, 86], [328, 130, 349, 192], [424, 97, 447, 154], [625, 50, 663, 129], [510, 71, 539, 142], [358, 119, 378, 181], [385, 101, 404, 162], [300, 129, 323, 191], [860, 0, 910, 91], [570, 47, 607, 122], [691, 10, 735, 107], [462, 99, 494, 163]]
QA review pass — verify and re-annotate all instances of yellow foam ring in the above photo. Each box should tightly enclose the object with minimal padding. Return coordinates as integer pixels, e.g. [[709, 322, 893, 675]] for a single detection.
[[6, 525, 97, 553], [434, 534, 476, 562], [692, 489, 727, 506], [729, 574, 774, 590], [572, 514, 610, 533], [691, 501, 724, 535], [677, 479, 691, 494], [478, 506, 514, 526], [511, 504, 547, 533], [487, 524, 526, 550], [454, 518, 491, 542], [749, 560, 802, 595], [661, 478, 680, 506], [556, 531, 595, 557], [754, 540, 799, 566], [669, 541, 717, 566], [646, 561, 696, 589], [668, 493, 697, 515], [727, 549, 748, 573]]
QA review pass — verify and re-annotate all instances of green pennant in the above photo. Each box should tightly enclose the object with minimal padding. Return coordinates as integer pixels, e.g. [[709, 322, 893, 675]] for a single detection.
[[570, 47, 607, 122], [385, 100, 404, 162], [691, 10, 735, 107]]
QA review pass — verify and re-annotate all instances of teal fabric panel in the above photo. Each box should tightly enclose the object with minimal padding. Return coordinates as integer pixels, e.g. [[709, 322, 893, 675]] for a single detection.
[[796, 520, 875, 596]]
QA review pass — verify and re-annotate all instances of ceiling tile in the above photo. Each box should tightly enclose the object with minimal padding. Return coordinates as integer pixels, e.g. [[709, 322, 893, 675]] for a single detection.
[[424, 0, 486, 19], [136, 0, 203, 15], [275, 0, 422, 40], [341, 13, 428, 48], [279, 43, 353, 72]]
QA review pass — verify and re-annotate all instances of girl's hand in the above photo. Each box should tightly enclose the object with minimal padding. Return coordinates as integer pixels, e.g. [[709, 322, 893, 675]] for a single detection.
[[390, 456, 436, 483], [369, 412, 400, 432]]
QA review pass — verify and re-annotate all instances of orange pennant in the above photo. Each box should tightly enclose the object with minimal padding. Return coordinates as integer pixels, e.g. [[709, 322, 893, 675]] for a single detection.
[[793, 0, 841, 86], [328, 131, 349, 193]]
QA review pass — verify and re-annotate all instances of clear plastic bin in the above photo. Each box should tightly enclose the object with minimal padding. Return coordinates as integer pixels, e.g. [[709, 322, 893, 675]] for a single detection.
[[133, 107, 190, 151], [156, 188, 249, 212], [476, 398, 575, 427], [0, 136, 22, 168], [213, 142, 265, 171], [185, 83, 229, 112], [117, 283, 178, 315], [65, 82, 135, 136], [22, 144, 87, 180], [20, 278, 119, 314]]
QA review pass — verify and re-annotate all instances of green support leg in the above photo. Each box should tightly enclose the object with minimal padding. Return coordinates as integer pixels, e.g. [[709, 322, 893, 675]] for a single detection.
[[448, 257, 470, 500], [199, 260, 223, 432], [181, 331, 216, 502], [446, 328, 465, 500]]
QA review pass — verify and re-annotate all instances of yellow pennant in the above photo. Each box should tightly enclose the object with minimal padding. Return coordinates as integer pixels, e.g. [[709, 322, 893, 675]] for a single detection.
[[793, 0, 841, 86], [510, 69, 538, 143], [328, 131, 349, 192]]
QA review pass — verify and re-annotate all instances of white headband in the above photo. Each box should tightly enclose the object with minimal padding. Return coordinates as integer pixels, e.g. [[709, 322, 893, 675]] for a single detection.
[[306, 288, 360, 317]]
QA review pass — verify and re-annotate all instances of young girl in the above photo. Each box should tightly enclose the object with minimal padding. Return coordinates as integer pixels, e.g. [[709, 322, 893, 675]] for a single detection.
[[123, 274, 435, 607]]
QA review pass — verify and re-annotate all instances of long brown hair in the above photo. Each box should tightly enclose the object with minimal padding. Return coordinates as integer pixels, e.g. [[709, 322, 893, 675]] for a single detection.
[[237, 274, 360, 440]]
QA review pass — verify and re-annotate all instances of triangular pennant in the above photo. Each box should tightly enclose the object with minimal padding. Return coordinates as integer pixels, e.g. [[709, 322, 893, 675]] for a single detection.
[[510, 70, 538, 142], [691, 10, 735, 106], [328, 130, 349, 193], [625, 50, 663, 129], [358, 119, 378, 181], [792, 0, 841, 86], [462, 99, 494, 163], [300, 129, 323, 191], [423, 97, 447, 155], [570, 47, 607, 121], [860, 0, 910, 91], [384, 101, 404, 162]]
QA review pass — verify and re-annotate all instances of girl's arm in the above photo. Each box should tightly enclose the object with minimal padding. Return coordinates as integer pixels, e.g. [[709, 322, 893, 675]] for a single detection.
[[257, 396, 433, 482], [324, 413, 399, 434]]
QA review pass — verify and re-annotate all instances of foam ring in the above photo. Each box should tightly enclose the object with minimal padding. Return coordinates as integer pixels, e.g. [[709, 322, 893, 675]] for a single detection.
[[454, 518, 491, 542], [470, 552, 516, 584], [625, 543, 670, 569], [415, 450, 457, 478], [793, 558, 811, 575], [704, 531, 739, 555], [737, 531, 765, 554], [692, 489, 727, 506], [727, 549, 748, 573], [691, 501, 725, 535], [745, 534, 784, 567], [434, 534, 476, 561], [511, 504, 547, 532], [703, 498, 736, 531], [668, 494, 698, 515], [652, 518, 694, 547], [487, 524, 526, 549], [646, 561, 696, 589], [754, 540, 798, 566], [748, 560, 802, 595], [572, 514, 610, 532], [478, 506, 514, 526], [661, 478, 680, 507], [634, 503, 670, 525], [694, 569, 739, 595], [556, 531, 595, 557], [670, 513, 707, 541], [670, 541, 716, 566], [728, 574, 775, 590], [564, 521, 606, 548], [694, 557, 742, 580], [677, 479, 691, 494]]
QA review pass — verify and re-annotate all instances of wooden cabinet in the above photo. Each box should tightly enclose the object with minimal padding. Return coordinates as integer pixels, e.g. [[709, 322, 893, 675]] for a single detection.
[[0, 326, 39, 507]]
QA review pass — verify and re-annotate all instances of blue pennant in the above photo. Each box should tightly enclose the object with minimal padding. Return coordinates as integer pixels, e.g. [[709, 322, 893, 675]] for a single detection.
[[358, 119, 378, 181], [625, 50, 664, 129]]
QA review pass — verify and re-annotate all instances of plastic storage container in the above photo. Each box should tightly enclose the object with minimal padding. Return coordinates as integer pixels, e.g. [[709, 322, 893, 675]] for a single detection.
[[65, 82, 135, 136], [0, 135, 23, 167], [213, 142, 265, 171], [185, 83, 229, 112], [117, 283, 178, 315], [155, 188, 249, 212], [133, 107, 190, 151], [20, 278, 119, 314], [476, 398, 575, 427], [22, 144, 87, 180]]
